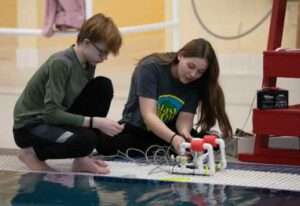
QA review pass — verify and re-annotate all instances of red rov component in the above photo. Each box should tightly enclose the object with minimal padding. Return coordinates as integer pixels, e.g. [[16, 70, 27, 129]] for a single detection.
[[203, 135, 218, 147], [191, 139, 204, 152]]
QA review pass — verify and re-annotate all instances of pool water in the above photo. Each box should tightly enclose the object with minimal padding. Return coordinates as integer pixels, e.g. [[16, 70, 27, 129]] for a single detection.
[[1, 170, 300, 206]]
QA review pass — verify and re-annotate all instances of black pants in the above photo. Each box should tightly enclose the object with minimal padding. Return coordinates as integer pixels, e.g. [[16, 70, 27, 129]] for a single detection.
[[13, 76, 113, 161], [95, 123, 202, 156]]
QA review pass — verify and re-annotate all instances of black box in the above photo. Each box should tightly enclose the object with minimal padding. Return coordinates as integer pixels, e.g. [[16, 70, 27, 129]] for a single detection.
[[257, 87, 288, 109]]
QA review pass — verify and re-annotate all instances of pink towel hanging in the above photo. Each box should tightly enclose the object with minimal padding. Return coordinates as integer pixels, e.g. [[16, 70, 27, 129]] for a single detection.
[[42, 0, 86, 37]]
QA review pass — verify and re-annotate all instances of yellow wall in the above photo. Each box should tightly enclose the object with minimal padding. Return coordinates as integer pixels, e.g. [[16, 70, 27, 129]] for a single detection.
[[0, 1, 17, 27], [180, 0, 298, 53], [0, 0, 166, 87], [0, 1, 17, 73], [36, 0, 165, 51], [94, 0, 164, 26], [0, 0, 17, 47], [0, 1, 298, 55]]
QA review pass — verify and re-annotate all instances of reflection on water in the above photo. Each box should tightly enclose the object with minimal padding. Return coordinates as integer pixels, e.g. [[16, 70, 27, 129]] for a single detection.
[[10, 172, 100, 206], [0, 170, 299, 206]]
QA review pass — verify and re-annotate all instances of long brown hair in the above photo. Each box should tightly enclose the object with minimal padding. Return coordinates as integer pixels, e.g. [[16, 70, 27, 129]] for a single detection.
[[138, 38, 232, 138]]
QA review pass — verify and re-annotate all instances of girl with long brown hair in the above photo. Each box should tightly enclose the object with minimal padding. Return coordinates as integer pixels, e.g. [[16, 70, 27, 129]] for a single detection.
[[96, 38, 232, 155]]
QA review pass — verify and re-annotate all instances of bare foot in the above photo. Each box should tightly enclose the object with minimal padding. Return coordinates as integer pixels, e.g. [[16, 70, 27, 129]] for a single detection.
[[72, 157, 110, 174], [18, 148, 55, 171]]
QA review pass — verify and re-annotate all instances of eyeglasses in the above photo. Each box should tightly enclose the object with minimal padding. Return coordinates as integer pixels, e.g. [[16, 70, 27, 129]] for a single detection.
[[90, 42, 109, 57]]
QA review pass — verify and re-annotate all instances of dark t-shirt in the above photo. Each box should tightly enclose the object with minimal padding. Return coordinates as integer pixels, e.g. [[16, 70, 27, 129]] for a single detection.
[[121, 56, 200, 130]]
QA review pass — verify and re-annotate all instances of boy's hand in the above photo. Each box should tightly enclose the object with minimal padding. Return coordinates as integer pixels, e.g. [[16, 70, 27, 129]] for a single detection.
[[93, 117, 124, 136]]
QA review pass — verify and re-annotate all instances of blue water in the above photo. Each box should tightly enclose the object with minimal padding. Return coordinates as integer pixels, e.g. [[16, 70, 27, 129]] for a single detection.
[[1, 170, 300, 206], [228, 162, 300, 175]]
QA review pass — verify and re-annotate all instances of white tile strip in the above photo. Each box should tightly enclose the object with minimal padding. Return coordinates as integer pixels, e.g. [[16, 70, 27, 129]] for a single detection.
[[1, 155, 299, 192]]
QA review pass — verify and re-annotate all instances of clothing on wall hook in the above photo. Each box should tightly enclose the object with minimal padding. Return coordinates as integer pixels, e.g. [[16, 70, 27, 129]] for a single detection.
[[42, 0, 86, 37]]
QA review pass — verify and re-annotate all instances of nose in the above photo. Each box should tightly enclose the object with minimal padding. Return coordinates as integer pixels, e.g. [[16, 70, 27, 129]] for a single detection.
[[98, 54, 108, 62], [190, 70, 198, 79]]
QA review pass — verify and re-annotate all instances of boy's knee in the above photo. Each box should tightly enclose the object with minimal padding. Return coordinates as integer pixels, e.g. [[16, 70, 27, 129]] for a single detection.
[[94, 76, 113, 89], [91, 76, 113, 98]]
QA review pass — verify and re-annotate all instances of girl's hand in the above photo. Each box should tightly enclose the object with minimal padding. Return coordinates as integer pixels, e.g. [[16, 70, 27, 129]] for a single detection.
[[93, 117, 124, 136], [179, 130, 193, 142], [171, 135, 187, 155]]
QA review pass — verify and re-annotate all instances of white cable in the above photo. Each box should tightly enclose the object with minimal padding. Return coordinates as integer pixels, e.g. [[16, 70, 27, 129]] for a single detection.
[[97, 144, 178, 176], [241, 93, 257, 131], [191, 0, 272, 40]]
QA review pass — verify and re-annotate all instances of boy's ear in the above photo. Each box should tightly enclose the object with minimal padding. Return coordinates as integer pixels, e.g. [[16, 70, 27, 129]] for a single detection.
[[83, 38, 90, 45]]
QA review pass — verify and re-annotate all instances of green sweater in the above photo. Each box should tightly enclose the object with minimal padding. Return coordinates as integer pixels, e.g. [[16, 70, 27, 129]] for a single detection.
[[13, 46, 95, 129]]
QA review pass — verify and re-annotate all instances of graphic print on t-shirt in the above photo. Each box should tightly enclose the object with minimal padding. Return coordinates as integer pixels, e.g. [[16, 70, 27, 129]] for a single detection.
[[157, 95, 184, 122]]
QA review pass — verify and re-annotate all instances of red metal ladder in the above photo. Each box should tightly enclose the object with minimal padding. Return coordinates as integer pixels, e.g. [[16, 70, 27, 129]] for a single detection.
[[238, 0, 300, 165]]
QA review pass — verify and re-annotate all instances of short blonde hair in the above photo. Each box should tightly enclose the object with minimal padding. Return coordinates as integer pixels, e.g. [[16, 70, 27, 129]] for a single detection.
[[77, 13, 122, 55]]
